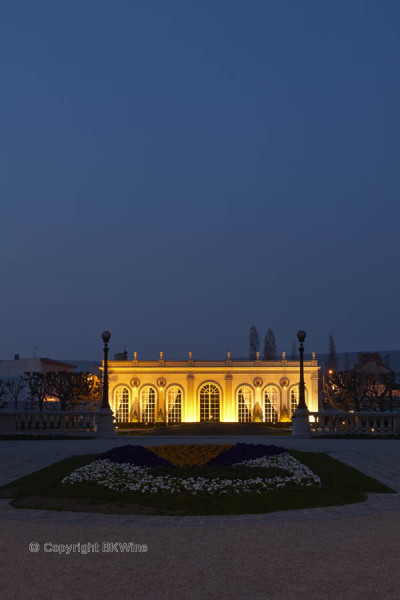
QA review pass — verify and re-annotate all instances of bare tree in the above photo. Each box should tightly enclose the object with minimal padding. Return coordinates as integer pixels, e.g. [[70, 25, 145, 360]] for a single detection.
[[364, 371, 397, 412], [47, 371, 96, 410], [3, 377, 26, 410], [325, 366, 400, 412], [46, 371, 71, 410], [324, 370, 369, 411], [0, 379, 7, 409], [249, 326, 260, 360], [263, 328, 277, 360], [74, 374, 102, 409], [24, 372, 50, 411]]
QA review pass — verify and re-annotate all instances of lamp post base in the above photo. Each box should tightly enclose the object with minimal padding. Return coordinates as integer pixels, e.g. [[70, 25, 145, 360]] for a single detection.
[[96, 408, 115, 438], [292, 407, 312, 437]]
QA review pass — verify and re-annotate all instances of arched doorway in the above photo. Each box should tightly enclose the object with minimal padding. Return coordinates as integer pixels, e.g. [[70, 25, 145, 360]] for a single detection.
[[114, 386, 130, 423], [167, 385, 182, 423], [290, 385, 307, 415], [141, 386, 156, 423], [264, 385, 279, 423], [199, 383, 220, 422], [237, 385, 253, 422]]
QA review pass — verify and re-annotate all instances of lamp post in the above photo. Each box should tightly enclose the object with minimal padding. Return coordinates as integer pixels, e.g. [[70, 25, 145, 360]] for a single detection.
[[101, 330, 111, 409], [96, 330, 115, 437], [292, 329, 311, 437], [297, 330, 307, 410]]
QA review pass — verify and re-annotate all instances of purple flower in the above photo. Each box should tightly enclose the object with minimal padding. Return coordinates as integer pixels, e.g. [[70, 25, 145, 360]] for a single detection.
[[207, 443, 287, 466], [98, 445, 172, 467]]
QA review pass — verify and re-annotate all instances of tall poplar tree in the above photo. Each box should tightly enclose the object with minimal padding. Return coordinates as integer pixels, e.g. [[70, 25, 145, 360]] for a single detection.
[[326, 334, 338, 371], [249, 326, 260, 360], [263, 328, 277, 360]]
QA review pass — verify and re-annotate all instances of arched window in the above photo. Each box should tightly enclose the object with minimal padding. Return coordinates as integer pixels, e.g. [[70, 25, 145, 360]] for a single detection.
[[167, 386, 182, 423], [115, 387, 129, 423], [290, 385, 307, 415], [200, 383, 220, 422], [141, 386, 156, 423], [264, 386, 279, 423], [237, 386, 253, 422]]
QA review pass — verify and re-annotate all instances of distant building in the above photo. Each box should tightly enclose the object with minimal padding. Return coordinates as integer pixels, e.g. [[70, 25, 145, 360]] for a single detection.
[[105, 353, 320, 424], [354, 353, 400, 405], [59, 360, 101, 378], [0, 356, 76, 379], [354, 353, 392, 376]]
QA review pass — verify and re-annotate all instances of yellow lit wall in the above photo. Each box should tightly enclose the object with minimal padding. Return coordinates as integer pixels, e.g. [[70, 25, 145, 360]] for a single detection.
[[106, 357, 320, 423]]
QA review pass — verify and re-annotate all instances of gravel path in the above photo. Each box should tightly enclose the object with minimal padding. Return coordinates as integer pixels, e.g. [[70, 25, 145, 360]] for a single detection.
[[2, 506, 400, 600]]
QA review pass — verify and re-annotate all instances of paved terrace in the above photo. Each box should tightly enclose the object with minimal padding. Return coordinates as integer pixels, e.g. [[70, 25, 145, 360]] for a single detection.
[[1, 436, 400, 600]]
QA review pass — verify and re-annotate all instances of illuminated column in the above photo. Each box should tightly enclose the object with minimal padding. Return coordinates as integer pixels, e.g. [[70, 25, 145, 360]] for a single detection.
[[255, 386, 262, 421], [224, 374, 233, 422], [130, 388, 137, 420], [158, 388, 165, 421], [282, 386, 289, 414], [310, 372, 319, 412], [186, 373, 195, 422]]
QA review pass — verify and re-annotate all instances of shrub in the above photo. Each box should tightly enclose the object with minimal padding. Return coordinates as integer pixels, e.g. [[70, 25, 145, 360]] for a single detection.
[[280, 406, 291, 422], [253, 406, 263, 422]]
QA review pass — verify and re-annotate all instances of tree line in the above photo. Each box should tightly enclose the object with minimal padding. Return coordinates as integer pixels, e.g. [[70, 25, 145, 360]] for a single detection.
[[248, 328, 400, 411], [323, 334, 399, 411], [324, 369, 398, 412], [0, 371, 101, 411], [249, 326, 299, 360]]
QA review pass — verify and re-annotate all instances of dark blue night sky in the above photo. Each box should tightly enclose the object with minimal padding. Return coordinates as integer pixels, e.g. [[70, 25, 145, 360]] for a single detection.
[[1, 1, 399, 360]]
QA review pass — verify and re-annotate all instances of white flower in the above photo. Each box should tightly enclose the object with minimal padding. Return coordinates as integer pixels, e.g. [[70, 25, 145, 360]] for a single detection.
[[62, 453, 321, 496]]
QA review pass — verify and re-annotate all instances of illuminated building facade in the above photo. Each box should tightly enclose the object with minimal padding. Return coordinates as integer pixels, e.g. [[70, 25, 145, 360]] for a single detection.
[[107, 353, 320, 423]]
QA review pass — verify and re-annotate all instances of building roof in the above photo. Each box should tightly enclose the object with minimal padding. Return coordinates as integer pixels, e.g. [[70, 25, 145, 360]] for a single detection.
[[41, 358, 77, 369], [106, 358, 318, 369], [354, 353, 392, 375]]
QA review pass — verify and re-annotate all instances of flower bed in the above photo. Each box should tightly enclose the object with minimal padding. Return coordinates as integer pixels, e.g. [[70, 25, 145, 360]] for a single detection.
[[62, 443, 321, 496], [207, 442, 287, 466], [148, 444, 233, 466], [99, 445, 172, 468]]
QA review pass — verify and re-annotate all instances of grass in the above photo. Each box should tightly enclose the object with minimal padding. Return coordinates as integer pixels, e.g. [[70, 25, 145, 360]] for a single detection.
[[0, 450, 394, 516], [0, 435, 94, 440], [312, 435, 400, 439], [115, 422, 292, 436], [115, 430, 292, 437]]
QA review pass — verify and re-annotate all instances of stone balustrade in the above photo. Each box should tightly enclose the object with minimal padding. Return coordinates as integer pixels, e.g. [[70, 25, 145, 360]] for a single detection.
[[0, 411, 99, 437], [309, 412, 400, 436]]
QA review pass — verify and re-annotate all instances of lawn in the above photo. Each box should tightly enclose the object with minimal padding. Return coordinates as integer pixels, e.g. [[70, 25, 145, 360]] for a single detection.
[[115, 422, 292, 436], [0, 449, 394, 516]]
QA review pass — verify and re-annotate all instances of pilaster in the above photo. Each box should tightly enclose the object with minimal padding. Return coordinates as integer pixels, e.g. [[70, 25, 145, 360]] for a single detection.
[[157, 388, 165, 421], [224, 374, 233, 421], [310, 372, 319, 412], [186, 373, 195, 421], [255, 387, 262, 421]]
